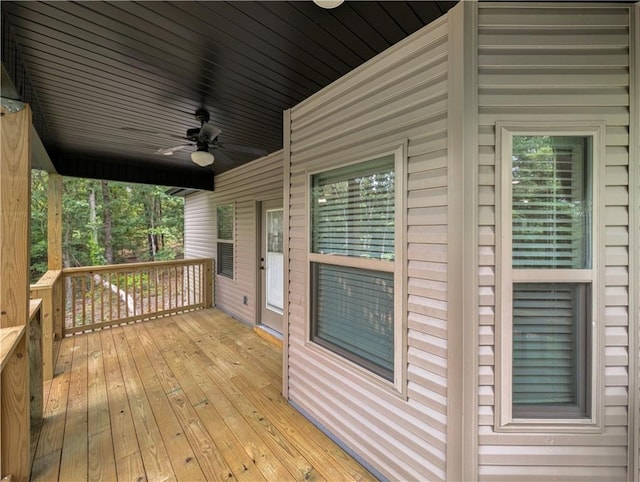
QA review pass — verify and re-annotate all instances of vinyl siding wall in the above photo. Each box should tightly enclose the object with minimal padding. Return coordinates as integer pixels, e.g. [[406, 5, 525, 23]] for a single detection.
[[184, 190, 216, 303], [184, 191, 216, 260], [476, 4, 634, 480], [185, 151, 283, 325], [286, 16, 452, 481]]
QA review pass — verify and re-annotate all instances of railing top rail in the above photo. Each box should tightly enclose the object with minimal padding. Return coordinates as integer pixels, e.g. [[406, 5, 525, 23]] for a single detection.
[[62, 258, 213, 275], [30, 269, 63, 289]]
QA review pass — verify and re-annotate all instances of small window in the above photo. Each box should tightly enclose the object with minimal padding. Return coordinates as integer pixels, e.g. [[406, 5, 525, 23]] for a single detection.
[[497, 125, 601, 429], [217, 204, 234, 279], [309, 154, 398, 382]]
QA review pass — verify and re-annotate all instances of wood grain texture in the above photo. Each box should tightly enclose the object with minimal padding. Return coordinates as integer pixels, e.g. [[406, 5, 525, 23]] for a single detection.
[[1, 106, 31, 482], [1, 336, 29, 481], [30, 270, 62, 380], [32, 308, 375, 481], [28, 301, 43, 465]]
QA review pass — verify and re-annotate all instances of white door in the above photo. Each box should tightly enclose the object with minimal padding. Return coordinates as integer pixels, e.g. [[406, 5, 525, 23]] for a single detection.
[[259, 200, 283, 333]]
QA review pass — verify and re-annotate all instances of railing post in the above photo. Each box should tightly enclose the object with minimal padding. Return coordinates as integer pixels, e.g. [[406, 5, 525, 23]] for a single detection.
[[205, 258, 213, 308], [54, 274, 64, 339], [29, 270, 63, 381], [0, 103, 31, 482]]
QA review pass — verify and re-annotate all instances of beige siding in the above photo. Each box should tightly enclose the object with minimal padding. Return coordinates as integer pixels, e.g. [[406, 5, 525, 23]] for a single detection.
[[633, 6, 640, 479], [184, 191, 216, 259], [208, 151, 283, 325], [184, 190, 216, 304], [287, 17, 451, 481], [477, 4, 632, 480]]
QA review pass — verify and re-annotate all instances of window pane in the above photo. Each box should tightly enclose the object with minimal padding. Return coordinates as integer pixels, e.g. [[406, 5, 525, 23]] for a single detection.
[[217, 205, 234, 241], [512, 136, 592, 269], [267, 209, 283, 254], [217, 242, 233, 278], [311, 156, 395, 260], [311, 263, 394, 380], [513, 282, 590, 418]]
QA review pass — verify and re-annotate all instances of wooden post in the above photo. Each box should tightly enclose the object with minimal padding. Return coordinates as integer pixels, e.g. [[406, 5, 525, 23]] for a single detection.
[[47, 173, 64, 341], [0, 104, 32, 481], [204, 258, 213, 308], [28, 300, 42, 466], [29, 270, 60, 381]]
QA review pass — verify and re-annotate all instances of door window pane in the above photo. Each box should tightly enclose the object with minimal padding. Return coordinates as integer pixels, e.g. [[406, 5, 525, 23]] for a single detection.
[[266, 209, 283, 313]]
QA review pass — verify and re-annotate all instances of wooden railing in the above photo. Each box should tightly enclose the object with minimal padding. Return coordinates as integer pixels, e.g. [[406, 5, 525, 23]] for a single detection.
[[61, 258, 213, 336], [29, 270, 63, 380]]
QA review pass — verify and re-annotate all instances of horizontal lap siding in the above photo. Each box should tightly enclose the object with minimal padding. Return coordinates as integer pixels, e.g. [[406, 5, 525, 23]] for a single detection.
[[288, 18, 450, 481], [203, 152, 283, 324], [477, 4, 631, 480], [184, 191, 216, 260], [184, 191, 216, 304]]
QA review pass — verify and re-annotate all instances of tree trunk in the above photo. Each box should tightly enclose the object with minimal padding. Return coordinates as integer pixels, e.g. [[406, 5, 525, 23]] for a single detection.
[[89, 188, 97, 244], [101, 180, 113, 264]]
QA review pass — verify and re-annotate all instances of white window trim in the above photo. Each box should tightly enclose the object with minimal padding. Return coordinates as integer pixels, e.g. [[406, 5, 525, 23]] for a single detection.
[[495, 122, 605, 433], [304, 142, 408, 398], [216, 203, 235, 281]]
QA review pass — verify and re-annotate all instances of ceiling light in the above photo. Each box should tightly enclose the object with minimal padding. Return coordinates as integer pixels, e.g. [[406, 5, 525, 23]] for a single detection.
[[313, 0, 344, 9], [191, 149, 214, 167]]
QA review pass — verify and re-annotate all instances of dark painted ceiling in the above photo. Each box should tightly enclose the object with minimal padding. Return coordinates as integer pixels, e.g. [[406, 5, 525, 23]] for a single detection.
[[1, 1, 457, 189]]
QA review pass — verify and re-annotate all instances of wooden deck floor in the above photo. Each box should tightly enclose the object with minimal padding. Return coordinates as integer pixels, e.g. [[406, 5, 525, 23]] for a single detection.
[[31, 308, 375, 482]]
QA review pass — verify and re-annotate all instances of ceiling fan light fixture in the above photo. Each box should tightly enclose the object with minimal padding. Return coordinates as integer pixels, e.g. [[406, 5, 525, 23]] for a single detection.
[[313, 0, 343, 9], [191, 149, 214, 167]]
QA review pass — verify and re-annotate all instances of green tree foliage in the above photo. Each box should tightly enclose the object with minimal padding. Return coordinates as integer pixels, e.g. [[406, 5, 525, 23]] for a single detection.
[[30, 170, 49, 281], [30, 173, 184, 282]]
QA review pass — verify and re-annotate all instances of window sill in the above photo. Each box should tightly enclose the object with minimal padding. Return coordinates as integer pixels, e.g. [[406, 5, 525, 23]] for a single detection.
[[495, 417, 603, 434]]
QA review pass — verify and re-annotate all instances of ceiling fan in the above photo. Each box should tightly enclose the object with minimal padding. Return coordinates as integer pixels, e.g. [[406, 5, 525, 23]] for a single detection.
[[157, 108, 267, 167]]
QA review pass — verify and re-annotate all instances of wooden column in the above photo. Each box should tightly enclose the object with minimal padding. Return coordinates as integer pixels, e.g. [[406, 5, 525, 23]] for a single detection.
[[47, 173, 63, 271], [0, 104, 32, 481]]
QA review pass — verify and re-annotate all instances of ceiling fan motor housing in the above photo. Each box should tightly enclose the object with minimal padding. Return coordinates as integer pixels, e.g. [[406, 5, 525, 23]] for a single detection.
[[194, 108, 210, 124]]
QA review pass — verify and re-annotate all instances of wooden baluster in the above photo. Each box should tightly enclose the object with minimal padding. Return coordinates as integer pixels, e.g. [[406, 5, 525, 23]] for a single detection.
[[71, 276, 77, 329], [145, 269, 150, 315], [90, 272, 95, 326], [115, 272, 120, 320], [181, 265, 186, 308], [167, 268, 173, 309], [132, 271, 137, 318], [100, 273, 104, 324], [156, 268, 160, 313], [81, 275, 87, 328]]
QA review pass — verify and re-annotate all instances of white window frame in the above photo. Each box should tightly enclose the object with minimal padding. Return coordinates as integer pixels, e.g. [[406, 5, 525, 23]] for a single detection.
[[305, 143, 407, 396], [495, 122, 605, 432], [216, 203, 235, 280]]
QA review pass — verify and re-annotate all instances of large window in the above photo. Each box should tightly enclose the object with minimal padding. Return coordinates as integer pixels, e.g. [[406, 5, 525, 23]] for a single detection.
[[217, 204, 234, 279], [309, 152, 402, 384], [498, 125, 601, 428]]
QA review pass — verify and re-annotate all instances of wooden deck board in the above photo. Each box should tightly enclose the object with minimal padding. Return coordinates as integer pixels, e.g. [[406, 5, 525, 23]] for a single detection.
[[59, 335, 88, 481], [122, 323, 208, 482], [112, 327, 175, 481], [32, 308, 376, 482]]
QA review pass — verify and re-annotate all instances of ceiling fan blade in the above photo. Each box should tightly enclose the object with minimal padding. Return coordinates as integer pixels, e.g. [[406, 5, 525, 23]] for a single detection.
[[211, 148, 233, 165], [156, 144, 193, 156], [217, 142, 267, 157]]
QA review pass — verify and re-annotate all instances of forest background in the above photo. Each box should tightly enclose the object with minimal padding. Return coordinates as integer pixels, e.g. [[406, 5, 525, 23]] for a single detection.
[[30, 170, 185, 283]]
